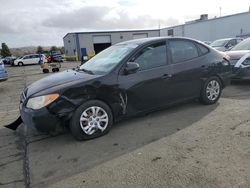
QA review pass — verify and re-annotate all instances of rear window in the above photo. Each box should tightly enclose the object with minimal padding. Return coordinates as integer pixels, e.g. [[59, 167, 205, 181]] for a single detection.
[[169, 40, 199, 64], [197, 43, 209, 55]]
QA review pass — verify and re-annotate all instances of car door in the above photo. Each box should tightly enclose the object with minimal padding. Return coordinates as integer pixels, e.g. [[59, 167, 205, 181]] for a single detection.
[[118, 41, 173, 114], [33, 55, 40, 64], [167, 39, 209, 101], [22, 55, 31, 65]]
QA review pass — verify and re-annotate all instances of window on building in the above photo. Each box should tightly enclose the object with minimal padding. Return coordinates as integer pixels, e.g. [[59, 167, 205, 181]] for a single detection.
[[168, 29, 174, 36], [169, 40, 199, 63]]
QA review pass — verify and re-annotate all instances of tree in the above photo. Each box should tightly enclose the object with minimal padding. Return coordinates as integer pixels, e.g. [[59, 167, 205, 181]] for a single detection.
[[1, 43, 11, 57], [60, 47, 65, 54], [50, 46, 58, 52], [36, 46, 44, 54]]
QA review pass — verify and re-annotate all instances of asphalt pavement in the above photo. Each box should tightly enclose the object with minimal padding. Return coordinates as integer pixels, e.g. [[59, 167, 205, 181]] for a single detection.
[[0, 63, 250, 187]]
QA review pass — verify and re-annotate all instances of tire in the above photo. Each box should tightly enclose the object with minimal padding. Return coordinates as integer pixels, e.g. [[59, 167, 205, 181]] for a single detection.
[[52, 68, 56, 72], [70, 100, 113, 140], [43, 69, 49, 73], [18, 62, 24, 66], [56, 68, 59, 72], [200, 76, 222, 105]]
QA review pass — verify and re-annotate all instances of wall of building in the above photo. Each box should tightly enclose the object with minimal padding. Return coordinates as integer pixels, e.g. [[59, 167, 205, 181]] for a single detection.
[[64, 11, 250, 59], [160, 12, 250, 42], [63, 34, 77, 57], [64, 30, 160, 59]]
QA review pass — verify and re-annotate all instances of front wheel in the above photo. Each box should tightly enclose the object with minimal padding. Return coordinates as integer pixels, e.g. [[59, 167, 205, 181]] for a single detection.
[[18, 62, 24, 66], [200, 77, 222, 105], [70, 100, 113, 140]]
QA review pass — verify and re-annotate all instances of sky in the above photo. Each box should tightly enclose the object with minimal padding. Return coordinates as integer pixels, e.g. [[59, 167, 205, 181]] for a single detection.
[[0, 0, 249, 48]]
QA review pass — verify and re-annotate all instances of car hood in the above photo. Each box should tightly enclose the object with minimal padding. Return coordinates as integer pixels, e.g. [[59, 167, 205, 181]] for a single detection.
[[226, 50, 250, 59], [26, 69, 100, 98]]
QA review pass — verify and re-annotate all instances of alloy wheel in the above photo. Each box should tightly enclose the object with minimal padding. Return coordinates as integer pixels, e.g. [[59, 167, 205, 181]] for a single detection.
[[206, 80, 220, 101], [79, 106, 109, 135]]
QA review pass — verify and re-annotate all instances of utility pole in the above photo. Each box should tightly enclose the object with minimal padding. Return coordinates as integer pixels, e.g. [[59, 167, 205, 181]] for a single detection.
[[219, 7, 222, 17], [158, 19, 161, 29]]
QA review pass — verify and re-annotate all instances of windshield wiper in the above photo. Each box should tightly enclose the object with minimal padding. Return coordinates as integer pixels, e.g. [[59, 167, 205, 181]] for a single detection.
[[78, 68, 94, 75]]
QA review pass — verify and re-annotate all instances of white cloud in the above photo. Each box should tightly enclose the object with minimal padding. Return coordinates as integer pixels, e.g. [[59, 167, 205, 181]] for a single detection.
[[0, 0, 249, 47]]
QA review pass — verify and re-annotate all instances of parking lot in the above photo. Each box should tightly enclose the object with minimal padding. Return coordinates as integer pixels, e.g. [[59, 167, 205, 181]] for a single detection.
[[1, 63, 250, 188]]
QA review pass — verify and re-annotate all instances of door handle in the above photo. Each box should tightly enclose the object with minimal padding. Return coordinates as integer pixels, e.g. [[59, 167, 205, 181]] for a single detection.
[[161, 74, 172, 79]]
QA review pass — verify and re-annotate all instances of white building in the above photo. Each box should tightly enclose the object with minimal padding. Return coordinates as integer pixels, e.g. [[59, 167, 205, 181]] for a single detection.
[[63, 11, 250, 59], [160, 11, 250, 42]]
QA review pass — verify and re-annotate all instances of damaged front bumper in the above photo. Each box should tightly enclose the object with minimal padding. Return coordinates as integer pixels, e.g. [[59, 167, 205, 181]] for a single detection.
[[19, 105, 61, 132], [5, 102, 62, 132], [231, 53, 250, 80]]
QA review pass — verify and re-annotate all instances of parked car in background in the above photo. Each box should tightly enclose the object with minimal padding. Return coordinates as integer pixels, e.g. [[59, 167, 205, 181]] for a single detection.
[[16, 37, 231, 140], [48, 51, 63, 62], [2, 56, 17, 65], [203, 41, 212, 45], [226, 37, 250, 80], [211, 38, 243, 51], [0, 60, 8, 81], [13, 54, 46, 66]]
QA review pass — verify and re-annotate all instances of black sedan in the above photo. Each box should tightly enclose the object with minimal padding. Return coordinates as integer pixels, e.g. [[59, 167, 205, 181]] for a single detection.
[[226, 38, 250, 80], [14, 37, 231, 140]]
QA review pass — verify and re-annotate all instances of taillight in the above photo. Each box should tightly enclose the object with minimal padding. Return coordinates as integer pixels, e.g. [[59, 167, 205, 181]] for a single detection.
[[223, 55, 231, 62]]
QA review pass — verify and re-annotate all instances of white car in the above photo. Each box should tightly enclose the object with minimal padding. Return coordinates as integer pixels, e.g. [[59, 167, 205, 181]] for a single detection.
[[13, 54, 46, 66]]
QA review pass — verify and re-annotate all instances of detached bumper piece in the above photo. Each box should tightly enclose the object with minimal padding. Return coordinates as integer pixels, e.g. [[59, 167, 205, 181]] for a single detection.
[[5, 116, 23, 130]]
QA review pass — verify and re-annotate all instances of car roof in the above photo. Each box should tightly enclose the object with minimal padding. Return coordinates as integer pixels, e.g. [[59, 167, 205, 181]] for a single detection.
[[116, 36, 202, 46], [213, 38, 242, 41]]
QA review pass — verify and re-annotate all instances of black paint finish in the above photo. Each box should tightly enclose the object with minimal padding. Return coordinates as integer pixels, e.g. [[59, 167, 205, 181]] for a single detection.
[[19, 37, 231, 132]]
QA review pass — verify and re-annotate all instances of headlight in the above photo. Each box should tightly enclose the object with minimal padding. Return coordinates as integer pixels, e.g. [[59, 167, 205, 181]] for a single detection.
[[242, 58, 250, 66], [26, 94, 59, 110]]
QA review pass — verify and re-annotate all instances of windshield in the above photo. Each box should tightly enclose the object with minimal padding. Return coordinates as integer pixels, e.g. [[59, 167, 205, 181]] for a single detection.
[[231, 38, 250, 51], [79, 44, 135, 75], [211, 39, 230, 47]]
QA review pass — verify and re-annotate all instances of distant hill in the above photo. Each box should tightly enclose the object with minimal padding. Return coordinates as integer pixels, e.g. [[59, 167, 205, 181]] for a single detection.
[[10, 46, 61, 56]]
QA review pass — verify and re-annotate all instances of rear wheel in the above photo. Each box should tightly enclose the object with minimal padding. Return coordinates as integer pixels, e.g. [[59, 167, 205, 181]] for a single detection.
[[70, 100, 113, 140], [200, 77, 222, 105]]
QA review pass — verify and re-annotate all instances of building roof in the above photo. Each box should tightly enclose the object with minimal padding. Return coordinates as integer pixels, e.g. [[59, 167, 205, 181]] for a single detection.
[[161, 11, 250, 30]]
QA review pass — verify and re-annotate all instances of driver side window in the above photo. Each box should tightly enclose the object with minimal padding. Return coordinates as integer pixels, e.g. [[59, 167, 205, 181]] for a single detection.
[[23, 56, 30, 59], [130, 42, 167, 71]]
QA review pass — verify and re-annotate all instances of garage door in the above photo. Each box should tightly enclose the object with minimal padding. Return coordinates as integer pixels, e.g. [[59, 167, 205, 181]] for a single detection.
[[93, 35, 111, 44], [133, 33, 148, 39]]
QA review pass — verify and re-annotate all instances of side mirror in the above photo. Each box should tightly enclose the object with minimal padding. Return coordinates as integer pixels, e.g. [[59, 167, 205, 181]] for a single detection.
[[124, 62, 139, 75]]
